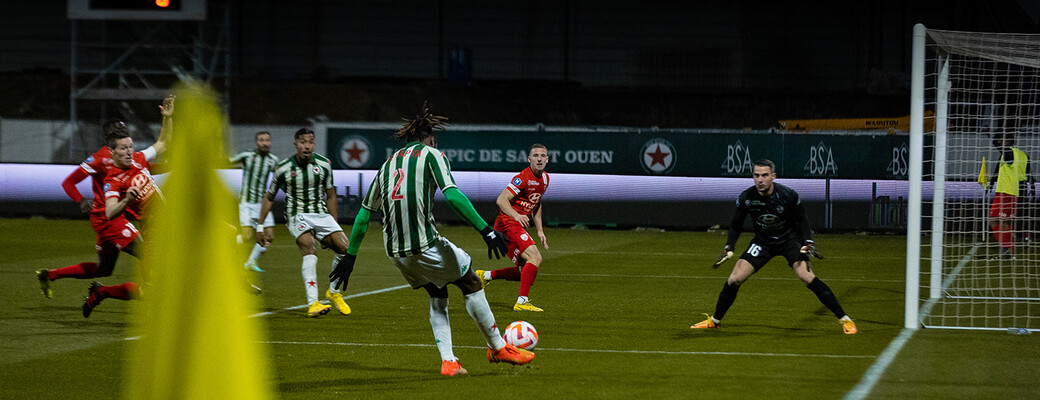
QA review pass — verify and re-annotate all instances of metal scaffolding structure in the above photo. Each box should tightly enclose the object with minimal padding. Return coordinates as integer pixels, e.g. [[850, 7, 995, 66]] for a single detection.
[[65, 0, 229, 161]]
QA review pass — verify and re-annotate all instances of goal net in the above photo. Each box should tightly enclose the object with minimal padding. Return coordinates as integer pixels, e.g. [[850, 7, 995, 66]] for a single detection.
[[908, 25, 1040, 331]]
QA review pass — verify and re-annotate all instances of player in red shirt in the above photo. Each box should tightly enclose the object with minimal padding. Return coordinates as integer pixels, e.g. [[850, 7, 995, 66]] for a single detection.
[[476, 144, 550, 311], [35, 95, 172, 317]]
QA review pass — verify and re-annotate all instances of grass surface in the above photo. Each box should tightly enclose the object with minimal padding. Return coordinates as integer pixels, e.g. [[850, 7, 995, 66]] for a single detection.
[[1, 218, 1037, 399]]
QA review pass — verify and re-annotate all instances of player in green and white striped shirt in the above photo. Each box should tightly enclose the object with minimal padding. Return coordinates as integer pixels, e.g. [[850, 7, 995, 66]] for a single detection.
[[229, 131, 279, 272], [258, 128, 353, 318], [330, 104, 534, 376]]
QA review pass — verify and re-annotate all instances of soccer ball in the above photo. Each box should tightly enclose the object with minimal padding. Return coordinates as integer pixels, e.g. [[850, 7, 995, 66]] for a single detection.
[[503, 320, 538, 350]]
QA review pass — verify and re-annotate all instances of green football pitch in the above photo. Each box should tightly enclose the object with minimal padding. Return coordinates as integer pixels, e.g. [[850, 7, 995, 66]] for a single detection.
[[1, 218, 1037, 399]]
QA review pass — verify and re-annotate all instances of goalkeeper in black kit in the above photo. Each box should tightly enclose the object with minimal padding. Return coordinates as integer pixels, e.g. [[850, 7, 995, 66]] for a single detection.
[[691, 159, 857, 334]]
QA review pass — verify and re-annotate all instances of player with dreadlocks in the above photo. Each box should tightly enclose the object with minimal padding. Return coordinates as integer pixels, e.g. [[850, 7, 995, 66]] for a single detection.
[[331, 102, 534, 376]]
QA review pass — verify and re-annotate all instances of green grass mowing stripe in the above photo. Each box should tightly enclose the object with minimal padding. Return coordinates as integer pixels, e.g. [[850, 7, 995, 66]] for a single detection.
[[843, 244, 978, 400], [264, 340, 877, 359]]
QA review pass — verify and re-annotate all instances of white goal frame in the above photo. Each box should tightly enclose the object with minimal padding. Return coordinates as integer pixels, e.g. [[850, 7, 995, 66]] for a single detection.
[[908, 24, 1040, 331]]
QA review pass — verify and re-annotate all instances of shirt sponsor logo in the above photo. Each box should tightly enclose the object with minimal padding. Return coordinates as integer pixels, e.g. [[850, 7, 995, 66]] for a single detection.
[[528, 180, 539, 185]]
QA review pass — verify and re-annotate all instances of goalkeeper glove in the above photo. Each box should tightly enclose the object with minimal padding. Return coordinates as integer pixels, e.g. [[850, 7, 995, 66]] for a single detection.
[[800, 240, 824, 260], [480, 226, 508, 260], [328, 253, 357, 291], [712, 245, 734, 268]]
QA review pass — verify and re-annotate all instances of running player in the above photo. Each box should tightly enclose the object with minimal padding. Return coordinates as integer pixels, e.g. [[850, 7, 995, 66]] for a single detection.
[[257, 128, 352, 317], [691, 159, 857, 334], [476, 143, 550, 311], [329, 103, 534, 376], [230, 130, 279, 271], [37, 95, 172, 303], [81, 131, 166, 317]]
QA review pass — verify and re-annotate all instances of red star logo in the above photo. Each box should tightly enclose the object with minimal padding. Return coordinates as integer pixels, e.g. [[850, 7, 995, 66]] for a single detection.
[[343, 142, 366, 162], [307, 280, 317, 287], [648, 144, 670, 167]]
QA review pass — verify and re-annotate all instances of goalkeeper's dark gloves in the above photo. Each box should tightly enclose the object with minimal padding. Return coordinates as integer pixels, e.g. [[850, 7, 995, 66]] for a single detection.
[[712, 245, 734, 268], [800, 240, 824, 260], [328, 253, 357, 291], [480, 226, 508, 260]]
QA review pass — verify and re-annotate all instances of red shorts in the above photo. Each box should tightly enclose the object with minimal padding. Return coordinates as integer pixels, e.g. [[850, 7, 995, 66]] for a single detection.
[[494, 214, 536, 267], [990, 192, 1018, 219], [93, 215, 140, 254]]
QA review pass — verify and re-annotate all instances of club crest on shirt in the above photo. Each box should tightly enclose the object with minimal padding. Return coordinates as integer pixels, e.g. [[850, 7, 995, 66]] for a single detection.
[[312, 166, 320, 174]]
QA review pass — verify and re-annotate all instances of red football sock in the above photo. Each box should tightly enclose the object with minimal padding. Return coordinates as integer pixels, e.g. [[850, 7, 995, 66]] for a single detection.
[[518, 263, 539, 297], [98, 282, 140, 301], [48, 262, 98, 280], [491, 266, 521, 281], [994, 227, 1014, 252]]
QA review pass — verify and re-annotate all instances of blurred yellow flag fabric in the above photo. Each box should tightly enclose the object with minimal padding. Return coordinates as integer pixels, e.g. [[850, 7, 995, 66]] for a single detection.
[[126, 83, 274, 400], [978, 156, 987, 189]]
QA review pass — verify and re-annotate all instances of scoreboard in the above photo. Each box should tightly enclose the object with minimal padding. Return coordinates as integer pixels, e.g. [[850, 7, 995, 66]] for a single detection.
[[68, 0, 206, 21]]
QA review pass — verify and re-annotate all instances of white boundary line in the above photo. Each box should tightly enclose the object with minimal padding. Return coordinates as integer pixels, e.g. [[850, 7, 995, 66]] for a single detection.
[[265, 340, 875, 359], [843, 244, 978, 400], [248, 284, 411, 317], [546, 273, 903, 283]]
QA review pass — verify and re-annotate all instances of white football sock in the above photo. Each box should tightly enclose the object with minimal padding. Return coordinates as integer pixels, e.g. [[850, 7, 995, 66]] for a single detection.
[[329, 254, 344, 294], [428, 297, 456, 362], [464, 289, 506, 350], [235, 234, 243, 245], [517, 295, 529, 304], [301, 254, 319, 304], [247, 243, 267, 264], [483, 270, 492, 281]]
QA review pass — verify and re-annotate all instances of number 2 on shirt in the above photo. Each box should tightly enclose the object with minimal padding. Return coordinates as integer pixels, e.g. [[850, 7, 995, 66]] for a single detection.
[[391, 168, 405, 200]]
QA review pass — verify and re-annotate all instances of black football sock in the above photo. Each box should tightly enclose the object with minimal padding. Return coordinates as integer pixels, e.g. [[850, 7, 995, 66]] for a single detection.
[[712, 282, 741, 321], [807, 277, 846, 318]]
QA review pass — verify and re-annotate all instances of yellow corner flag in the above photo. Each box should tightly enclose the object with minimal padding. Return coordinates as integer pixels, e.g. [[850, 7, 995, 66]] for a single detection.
[[978, 156, 987, 189], [126, 82, 274, 400]]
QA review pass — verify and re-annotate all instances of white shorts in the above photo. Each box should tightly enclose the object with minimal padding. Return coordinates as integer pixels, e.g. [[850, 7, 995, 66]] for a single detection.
[[390, 237, 472, 289], [287, 213, 343, 241], [239, 202, 275, 228]]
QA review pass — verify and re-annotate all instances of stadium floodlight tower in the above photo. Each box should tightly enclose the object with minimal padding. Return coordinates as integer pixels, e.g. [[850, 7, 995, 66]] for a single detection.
[[65, 0, 230, 162], [909, 23, 1040, 332]]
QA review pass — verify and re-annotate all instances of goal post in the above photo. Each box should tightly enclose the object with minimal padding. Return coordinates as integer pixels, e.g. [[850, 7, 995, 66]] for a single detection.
[[909, 24, 1040, 331]]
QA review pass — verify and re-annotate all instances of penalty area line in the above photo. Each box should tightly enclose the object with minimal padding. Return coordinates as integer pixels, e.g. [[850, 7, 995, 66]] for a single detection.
[[248, 284, 412, 317], [124, 284, 412, 341], [842, 244, 979, 400], [265, 340, 875, 359]]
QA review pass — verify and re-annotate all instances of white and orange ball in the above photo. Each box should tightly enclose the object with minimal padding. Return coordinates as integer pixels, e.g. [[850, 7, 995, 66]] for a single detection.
[[503, 321, 538, 350]]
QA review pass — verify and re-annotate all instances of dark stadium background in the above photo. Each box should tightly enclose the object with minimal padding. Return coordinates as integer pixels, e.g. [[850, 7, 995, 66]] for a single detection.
[[0, 0, 1037, 229]]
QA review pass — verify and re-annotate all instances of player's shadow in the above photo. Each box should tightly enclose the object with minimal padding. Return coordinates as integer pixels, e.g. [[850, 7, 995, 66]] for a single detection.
[[674, 329, 755, 340]]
